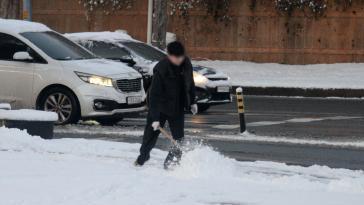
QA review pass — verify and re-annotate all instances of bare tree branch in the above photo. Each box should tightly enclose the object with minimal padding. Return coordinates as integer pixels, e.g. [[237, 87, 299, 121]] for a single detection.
[[152, 0, 168, 50]]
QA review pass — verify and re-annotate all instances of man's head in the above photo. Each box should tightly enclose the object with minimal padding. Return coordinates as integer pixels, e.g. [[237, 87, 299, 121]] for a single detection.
[[167, 41, 185, 66]]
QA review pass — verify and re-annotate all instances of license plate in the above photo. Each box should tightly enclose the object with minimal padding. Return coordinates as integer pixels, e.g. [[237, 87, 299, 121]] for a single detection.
[[127, 96, 142, 105], [217, 86, 230, 93]]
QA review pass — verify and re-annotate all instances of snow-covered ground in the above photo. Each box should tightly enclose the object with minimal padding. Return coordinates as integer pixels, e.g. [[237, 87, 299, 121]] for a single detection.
[[1, 127, 364, 205], [0, 103, 11, 110], [0, 109, 58, 121], [195, 61, 364, 89]]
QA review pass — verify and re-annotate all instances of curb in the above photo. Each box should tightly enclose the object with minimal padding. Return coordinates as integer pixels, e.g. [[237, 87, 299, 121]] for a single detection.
[[232, 86, 364, 98]]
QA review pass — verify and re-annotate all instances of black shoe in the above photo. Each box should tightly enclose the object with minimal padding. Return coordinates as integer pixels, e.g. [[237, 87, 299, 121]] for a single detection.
[[134, 160, 143, 167], [135, 154, 150, 167]]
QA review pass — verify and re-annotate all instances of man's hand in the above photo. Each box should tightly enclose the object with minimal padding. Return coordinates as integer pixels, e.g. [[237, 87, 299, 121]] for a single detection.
[[151, 121, 160, 131], [191, 104, 198, 115]]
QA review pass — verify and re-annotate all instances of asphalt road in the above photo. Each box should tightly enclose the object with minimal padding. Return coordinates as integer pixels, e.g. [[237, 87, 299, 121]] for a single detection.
[[191, 95, 364, 140], [116, 95, 364, 140], [55, 96, 364, 170]]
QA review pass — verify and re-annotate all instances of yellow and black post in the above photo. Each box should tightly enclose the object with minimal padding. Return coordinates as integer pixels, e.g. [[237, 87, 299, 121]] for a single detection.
[[236, 87, 246, 133]]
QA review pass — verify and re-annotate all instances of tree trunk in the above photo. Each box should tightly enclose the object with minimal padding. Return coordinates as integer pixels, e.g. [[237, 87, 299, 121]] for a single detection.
[[0, 0, 20, 19], [152, 0, 168, 50]]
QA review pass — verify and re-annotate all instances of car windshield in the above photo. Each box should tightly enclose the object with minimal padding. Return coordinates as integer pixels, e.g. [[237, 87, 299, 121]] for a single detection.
[[122, 41, 166, 62], [193, 65, 216, 75], [80, 41, 131, 60], [21, 31, 96, 61]]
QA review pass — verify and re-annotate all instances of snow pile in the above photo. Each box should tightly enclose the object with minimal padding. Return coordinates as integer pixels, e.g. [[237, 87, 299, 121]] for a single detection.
[[0, 19, 51, 33], [0, 103, 11, 110], [195, 60, 364, 89], [64, 31, 135, 44], [1, 127, 364, 205], [0, 109, 58, 121]]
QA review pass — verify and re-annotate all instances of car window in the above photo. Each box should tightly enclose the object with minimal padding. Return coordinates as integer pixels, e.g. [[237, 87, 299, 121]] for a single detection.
[[21, 31, 96, 61], [121, 41, 166, 62], [0, 32, 46, 63], [0, 33, 28, 61], [81, 41, 131, 60]]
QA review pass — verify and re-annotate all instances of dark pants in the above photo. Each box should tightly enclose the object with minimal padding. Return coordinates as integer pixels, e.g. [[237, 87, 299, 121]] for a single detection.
[[137, 112, 184, 166]]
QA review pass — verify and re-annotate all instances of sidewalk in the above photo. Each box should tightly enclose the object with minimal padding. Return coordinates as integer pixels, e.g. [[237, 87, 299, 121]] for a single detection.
[[195, 61, 364, 97]]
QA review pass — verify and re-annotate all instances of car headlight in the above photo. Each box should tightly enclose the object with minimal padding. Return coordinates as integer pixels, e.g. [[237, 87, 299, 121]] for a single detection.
[[193, 71, 208, 85], [75, 72, 113, 87]]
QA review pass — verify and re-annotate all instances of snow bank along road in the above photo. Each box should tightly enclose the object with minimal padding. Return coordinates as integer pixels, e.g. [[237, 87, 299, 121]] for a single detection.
[[1, 127, 364, 205], [55, 96, 364, 170], [196, 61, 364, 89]]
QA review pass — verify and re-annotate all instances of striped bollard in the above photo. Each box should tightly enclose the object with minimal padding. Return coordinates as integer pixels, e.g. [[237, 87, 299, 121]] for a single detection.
[[236, 87, 246, 133]]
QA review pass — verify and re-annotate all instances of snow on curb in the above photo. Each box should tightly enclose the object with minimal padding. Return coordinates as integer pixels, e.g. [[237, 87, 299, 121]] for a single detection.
[[1, 126, 364, 205], [0, 109, 58, 121], [0, 103, 11, 110]]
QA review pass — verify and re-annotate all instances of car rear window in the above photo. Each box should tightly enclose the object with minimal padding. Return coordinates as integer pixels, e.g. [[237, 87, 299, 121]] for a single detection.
[[81, 41, 131, 60], [122, 41, 166, 62]]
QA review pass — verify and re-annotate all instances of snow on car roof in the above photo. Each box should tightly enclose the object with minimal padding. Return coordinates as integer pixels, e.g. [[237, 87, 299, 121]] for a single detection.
[[64, 31, 136, 44], [0, 19, 51, 34]]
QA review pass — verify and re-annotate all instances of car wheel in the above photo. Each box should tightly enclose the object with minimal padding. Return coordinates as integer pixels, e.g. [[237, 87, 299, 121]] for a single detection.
[[39, 87, 80, 125], [96, 117, 123, 126], [197, 104, 210, 113]]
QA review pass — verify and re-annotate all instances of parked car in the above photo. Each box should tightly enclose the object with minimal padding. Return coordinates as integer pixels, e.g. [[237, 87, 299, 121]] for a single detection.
[[0, 20, 145, 125], [65, 31, 232, 112]]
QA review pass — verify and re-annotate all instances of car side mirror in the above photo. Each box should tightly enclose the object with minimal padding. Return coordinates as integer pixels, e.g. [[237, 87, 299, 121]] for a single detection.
[[120, 56, 136, 67], [13, 51, 33, 61]]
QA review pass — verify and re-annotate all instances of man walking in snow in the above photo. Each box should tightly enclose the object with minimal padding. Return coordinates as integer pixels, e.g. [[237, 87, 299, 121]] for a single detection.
[[135, 41, 197, 169]]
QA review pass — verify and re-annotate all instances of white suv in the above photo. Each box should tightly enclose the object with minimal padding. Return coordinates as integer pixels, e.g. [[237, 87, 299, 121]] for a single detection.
[[0, 19, 145, 125]]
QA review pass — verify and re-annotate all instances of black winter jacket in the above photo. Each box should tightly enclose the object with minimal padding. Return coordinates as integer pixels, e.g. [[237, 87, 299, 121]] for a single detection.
[[148, 57, 196, 121]]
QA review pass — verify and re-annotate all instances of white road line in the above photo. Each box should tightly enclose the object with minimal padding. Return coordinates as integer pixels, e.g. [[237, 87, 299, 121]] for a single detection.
[[123, 118, 146, 121], [213, 124, 241, 129], [123, 118, 207, 124]]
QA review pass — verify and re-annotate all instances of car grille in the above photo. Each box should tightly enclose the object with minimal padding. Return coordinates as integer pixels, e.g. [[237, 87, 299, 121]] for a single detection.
[[116, 78, 142, 92], [208, 77, 228, 81], [211, 92, 231, 101]]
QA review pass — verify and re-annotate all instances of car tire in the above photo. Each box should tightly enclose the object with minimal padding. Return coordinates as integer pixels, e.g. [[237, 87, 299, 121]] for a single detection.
[[197, 104, 210, 113], [96, 117, 123, 126], [38, 87, 80, 125]]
